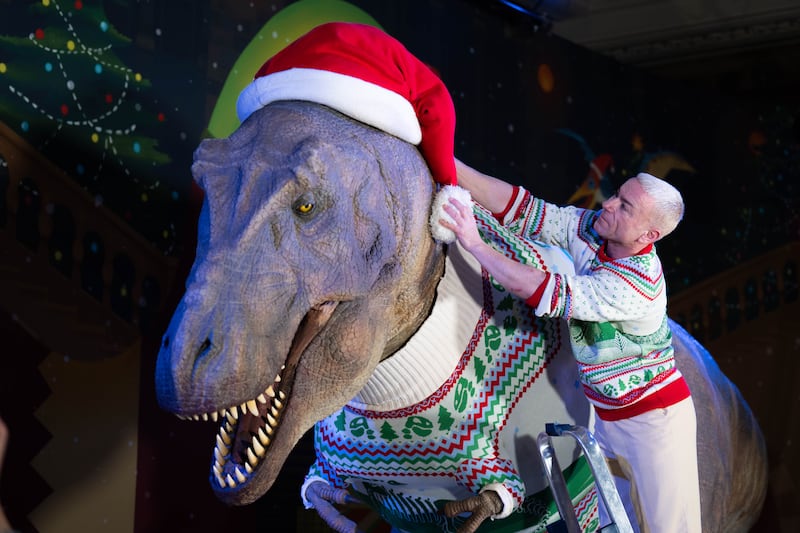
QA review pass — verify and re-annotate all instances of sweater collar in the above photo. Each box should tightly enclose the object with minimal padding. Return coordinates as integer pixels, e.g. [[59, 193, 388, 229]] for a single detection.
[[598, 241, 653, 262], [349, 245, 483, 412]]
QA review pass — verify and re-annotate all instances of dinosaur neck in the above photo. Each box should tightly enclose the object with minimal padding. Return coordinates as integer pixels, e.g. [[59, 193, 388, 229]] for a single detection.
[[350, 245, 484, 411]]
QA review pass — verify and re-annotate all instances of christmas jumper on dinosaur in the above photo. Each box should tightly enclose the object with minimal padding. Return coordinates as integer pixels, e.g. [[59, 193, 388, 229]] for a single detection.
[[301, 203, 599, 533]]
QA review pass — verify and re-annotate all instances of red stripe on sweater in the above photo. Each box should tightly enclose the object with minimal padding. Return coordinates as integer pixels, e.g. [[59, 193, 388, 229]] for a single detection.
[[593, 377, 690, 421]]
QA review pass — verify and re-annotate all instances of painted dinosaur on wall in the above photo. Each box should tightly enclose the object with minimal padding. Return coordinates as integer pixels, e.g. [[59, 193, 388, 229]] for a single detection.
[[154, 22, 767, 533]]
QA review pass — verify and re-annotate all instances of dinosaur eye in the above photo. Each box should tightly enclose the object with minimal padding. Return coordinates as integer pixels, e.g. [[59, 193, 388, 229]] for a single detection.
[[292, 193, 317, 217]]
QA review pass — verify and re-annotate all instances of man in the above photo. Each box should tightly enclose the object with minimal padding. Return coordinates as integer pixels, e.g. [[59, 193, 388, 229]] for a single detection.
[[439, 159, 701, 533]]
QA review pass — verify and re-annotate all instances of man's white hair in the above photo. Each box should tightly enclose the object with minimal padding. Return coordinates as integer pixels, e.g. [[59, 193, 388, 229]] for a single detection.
[[634, 172, 684, 239]]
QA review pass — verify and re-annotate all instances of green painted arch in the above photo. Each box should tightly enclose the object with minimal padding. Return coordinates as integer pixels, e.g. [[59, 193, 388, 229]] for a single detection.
[[206, 0, 382, 139]]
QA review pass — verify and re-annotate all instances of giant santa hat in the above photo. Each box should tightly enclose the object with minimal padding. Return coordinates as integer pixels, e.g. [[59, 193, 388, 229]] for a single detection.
[[236, 21, 457, 186]]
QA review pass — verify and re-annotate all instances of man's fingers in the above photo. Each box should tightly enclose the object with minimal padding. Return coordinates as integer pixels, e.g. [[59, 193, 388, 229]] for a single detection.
[[442, 202, 459, 217]]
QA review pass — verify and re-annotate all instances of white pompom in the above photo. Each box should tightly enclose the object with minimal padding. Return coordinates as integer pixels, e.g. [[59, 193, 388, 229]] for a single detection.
[[429, 185, 473, 243]]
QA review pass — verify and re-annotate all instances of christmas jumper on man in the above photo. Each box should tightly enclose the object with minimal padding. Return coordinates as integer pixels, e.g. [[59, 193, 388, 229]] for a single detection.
[[495, 185, 691, 420], [496, 185, 702, 532]]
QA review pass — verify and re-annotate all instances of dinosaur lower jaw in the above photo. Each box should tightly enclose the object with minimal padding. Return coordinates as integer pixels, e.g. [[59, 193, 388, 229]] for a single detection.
[[193, 301, 339, 492], [210, 372, 288, 489]]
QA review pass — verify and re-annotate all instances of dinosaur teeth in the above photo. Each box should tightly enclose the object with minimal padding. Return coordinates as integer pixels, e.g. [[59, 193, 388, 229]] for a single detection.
[[246, 447, 258, 467], [219, 427, 232, 446], [208, 388, 288, 490], [216, 435, 229, 455], [179, 373, 284, 423], [200, 371, 293, 490], [252, 435, 266, 457], [214, 446, 225, 465], [257, 427, 270, 445]]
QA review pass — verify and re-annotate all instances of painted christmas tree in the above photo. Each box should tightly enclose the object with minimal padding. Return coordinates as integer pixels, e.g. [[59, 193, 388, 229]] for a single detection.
[[0, 0, 176, 251]]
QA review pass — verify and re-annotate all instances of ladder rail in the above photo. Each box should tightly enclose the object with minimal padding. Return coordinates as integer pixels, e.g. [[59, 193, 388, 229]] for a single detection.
[[537, 432, 583, 533], [544, 423, 635, 533]]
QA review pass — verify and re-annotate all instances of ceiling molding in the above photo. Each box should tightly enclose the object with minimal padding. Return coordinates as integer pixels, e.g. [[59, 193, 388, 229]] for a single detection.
[[606, 16, 800, 67], [551, 0, 800, 66]]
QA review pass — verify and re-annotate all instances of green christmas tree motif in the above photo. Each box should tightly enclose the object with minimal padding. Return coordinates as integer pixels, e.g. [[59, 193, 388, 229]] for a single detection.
[[474, 355, 486, 382], [497, 294, 514, 311], [437, 405, 454, 432], [0, 0, 175, 250], [334, 410, 347, 432], [502, 314, 518, 336], [380, 421, 398, 442]]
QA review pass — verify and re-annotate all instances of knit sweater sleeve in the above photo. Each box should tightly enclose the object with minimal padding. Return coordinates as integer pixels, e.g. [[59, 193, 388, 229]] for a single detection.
[[535, 256, 667, 341], [498, 186, 587, 250], [301, 446, 347, 509], [502, 187, 666, 334]]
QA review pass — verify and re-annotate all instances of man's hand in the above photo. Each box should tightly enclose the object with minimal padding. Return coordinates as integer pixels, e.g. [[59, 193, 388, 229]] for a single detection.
[[441, 197, 546, 301], [443, 490, 504, 533], [440, 198, 483, 253]]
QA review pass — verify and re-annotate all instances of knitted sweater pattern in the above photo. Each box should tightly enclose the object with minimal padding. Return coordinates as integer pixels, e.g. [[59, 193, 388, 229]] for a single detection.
[[303, 205, 598, 533]]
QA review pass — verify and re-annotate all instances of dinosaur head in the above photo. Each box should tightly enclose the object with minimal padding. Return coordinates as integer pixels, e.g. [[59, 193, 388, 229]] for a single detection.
[[155, 101, 445, 504]]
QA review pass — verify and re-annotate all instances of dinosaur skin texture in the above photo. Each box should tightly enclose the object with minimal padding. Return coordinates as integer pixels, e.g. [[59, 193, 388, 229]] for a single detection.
[[155, 101, 767, 533]]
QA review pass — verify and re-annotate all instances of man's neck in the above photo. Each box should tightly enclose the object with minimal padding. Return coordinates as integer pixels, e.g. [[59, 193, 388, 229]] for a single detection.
[[602, 241, 653, 260]]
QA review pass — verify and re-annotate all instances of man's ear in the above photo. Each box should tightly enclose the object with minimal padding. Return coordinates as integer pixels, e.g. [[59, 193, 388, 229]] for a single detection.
[[639, 229, 660, 244]]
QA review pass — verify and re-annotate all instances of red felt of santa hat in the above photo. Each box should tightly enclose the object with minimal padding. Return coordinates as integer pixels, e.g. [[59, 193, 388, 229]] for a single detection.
[[237, 22, 457, 186]]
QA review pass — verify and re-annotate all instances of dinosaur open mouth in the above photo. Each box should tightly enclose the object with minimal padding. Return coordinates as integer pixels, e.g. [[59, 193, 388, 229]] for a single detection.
[[178, 301, 339, 491]]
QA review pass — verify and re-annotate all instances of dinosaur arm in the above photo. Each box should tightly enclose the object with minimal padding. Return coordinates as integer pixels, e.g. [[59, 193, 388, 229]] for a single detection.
[[301, 452, 347, 509], [450, 456, 526, 524], [301, 475, 329, 509], [443, 490, 504, 533], [304, 480, 362, 533]]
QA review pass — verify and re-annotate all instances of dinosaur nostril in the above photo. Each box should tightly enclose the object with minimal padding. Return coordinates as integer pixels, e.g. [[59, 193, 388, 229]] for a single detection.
[[199, 337, 212, 355], [162, 336, 170, 349]]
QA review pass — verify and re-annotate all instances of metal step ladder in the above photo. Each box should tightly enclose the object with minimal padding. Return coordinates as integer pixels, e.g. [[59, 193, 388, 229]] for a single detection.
[[537, 423, 635, 533]]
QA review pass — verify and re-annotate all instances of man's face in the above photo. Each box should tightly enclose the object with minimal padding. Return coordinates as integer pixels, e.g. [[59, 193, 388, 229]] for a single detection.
[[593, 178, 654, 246]]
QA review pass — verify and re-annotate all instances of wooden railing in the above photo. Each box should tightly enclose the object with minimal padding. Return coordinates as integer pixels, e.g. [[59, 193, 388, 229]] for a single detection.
[[668, 241, 799, 344], [0, 121, 178, 355]]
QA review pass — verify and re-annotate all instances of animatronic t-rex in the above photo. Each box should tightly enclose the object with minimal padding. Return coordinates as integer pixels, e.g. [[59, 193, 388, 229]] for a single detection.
[[155, 22, 767, 533]]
